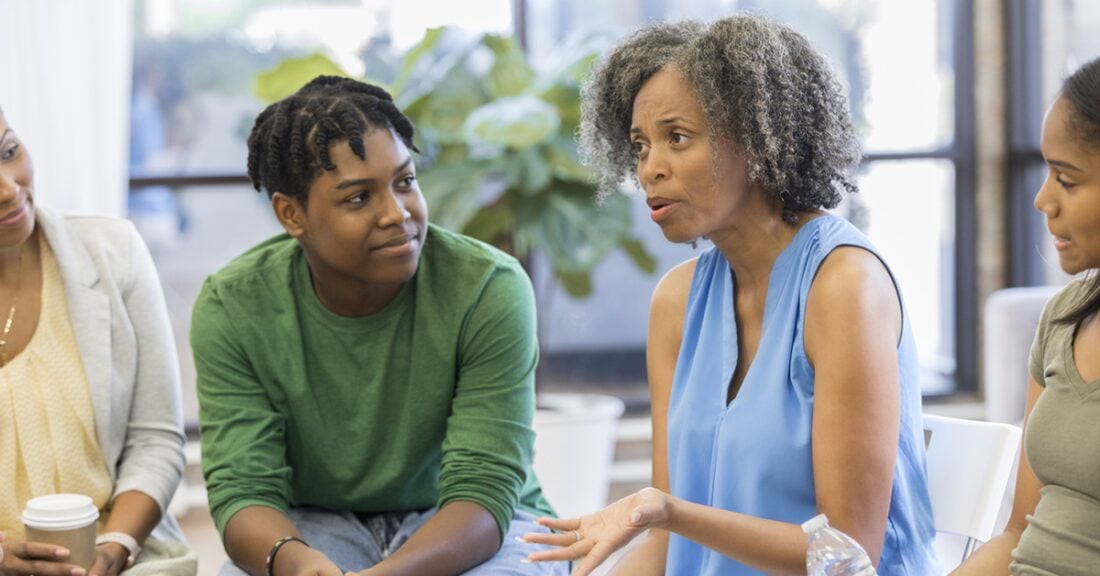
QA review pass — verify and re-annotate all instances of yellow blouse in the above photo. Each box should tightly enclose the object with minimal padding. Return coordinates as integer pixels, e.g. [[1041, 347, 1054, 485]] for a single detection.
[[0, 236, 112, 539]]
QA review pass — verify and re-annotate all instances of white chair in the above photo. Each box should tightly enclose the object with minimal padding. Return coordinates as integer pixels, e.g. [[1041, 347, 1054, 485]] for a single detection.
[[923, 414, 1021, 566], [983, 286, 1060, 424]]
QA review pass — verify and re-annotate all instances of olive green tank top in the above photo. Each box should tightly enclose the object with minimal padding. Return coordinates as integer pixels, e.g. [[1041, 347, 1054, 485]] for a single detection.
[[1011, 279, 1100, 575]]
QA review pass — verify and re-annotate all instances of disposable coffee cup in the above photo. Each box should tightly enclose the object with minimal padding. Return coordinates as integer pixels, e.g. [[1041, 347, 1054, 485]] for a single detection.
[[21, 493, 100, 568]]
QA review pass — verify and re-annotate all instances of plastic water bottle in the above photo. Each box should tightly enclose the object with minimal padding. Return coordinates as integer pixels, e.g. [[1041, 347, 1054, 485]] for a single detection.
[[801, 514, 877, 576]]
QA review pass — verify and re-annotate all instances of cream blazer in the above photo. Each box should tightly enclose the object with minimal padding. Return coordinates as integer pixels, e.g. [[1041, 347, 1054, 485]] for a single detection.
[[36, 205, 185, 541]]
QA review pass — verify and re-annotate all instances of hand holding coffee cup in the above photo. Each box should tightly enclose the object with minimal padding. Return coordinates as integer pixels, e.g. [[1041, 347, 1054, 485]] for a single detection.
[[19, 493, 99, 571]]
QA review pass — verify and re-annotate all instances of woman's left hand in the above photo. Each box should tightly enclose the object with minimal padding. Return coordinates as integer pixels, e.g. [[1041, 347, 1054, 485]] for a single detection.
[[521, 487, 672, 576], [87, 543, 129, 576]]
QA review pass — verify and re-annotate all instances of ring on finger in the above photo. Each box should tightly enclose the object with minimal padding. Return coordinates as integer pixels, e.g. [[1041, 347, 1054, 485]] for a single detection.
[[572, 530, 582, 542]]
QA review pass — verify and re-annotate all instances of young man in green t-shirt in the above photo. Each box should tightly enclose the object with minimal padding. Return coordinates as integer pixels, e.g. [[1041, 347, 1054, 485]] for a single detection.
[[191, 76, 562, 576]]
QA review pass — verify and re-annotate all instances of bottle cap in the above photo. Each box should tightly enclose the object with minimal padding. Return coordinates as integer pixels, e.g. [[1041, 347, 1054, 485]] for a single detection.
[[801, 513, 829, 534]]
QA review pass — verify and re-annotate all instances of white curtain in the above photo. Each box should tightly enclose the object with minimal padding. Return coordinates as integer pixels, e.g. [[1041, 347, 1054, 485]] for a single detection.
[[0, 0, 134, 217]]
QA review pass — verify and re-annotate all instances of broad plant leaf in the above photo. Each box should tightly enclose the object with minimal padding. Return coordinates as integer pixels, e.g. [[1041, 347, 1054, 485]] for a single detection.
[[463, 195, 517, 251], [394, 28, 484, 111], [503, 147, 553, 194], [253, 53, 349, 103], [539, 83, 583, 129], [412, 77, 485, 143], [533, 31, 605, 93], [418, 162, 490, 231], [557, 269, 593, 298], [620, 236, 658, 274], [254, 26, 657, 303], [392, 27, 446, 95], [524, 181, 630, 273], [483, 35, 534, 98], [464, 95, 560, 149], [546, 135, 590, 181]]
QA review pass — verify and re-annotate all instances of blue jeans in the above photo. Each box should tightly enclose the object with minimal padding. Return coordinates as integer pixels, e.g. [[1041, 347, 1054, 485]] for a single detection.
[[217, 507, 568, 575]]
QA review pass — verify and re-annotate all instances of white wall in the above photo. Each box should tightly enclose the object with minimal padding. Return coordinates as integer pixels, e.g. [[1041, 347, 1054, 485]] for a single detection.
[[0, 0, 134, 217]]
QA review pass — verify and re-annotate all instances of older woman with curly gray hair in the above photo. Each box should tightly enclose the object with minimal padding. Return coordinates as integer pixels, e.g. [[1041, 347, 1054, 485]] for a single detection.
[[523, 14, 938, 576]]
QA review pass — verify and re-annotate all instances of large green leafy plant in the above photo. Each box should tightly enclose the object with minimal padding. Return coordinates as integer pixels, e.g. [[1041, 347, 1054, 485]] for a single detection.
[[253, 27, 655, 297]]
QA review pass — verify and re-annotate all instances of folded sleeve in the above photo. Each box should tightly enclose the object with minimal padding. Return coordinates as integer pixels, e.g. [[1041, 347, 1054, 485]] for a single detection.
[[190, 278, 292, 536], [112, 224, 187, 512], [437, 262, 539, 545]]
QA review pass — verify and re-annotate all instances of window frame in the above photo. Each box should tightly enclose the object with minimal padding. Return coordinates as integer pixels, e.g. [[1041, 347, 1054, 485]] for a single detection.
[[862, 0, 978, 396], [1005, 0, 1048, 287], [128, 0, 979, 396]]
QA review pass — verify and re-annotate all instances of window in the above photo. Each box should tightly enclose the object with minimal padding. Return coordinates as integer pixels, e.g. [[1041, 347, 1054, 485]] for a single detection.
[[133, 0, 976, 401], [1008, 0, 1100, 287], [527, 0, 975, 395], [129, 0, 515, 422]]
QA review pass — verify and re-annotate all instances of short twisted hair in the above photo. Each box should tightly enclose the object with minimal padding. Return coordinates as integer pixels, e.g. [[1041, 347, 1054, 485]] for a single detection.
[[246, 75, 417, 202], [579, 14, 861, 224]]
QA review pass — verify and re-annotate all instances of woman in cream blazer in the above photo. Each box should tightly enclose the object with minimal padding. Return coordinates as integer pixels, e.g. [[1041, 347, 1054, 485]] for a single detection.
[[1, 107, 193, 575]]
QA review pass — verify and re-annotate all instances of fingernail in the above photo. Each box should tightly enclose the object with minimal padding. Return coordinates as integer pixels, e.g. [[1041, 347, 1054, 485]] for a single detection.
[[55, 547, 71, 557], [72, 569, 87, 576], [630, 512, 641, 523], [515, 536, 528, 543], [520, 558, 533, 564]]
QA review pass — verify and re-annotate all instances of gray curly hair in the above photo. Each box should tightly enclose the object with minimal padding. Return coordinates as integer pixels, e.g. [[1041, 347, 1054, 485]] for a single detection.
[[579, 14, 861, 224]]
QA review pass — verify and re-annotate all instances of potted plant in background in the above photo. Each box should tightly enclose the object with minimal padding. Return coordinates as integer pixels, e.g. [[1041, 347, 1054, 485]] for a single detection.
[[253, 27, 654, 519]]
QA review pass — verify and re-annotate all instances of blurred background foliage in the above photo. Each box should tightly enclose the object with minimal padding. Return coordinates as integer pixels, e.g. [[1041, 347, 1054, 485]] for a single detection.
[[253, 26, 656, 297]]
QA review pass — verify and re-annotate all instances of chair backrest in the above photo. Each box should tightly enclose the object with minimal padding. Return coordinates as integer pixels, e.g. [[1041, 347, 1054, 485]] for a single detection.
[[983, 286, 1060, 424], [923, 414, 1021, 549]]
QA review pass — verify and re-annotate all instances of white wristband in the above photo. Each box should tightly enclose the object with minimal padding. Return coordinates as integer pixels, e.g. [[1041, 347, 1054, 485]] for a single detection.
[[96, 532, 141, 566]]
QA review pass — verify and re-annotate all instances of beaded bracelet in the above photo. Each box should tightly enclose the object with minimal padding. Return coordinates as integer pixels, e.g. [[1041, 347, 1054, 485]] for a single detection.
[[266, 535, 309, 576]]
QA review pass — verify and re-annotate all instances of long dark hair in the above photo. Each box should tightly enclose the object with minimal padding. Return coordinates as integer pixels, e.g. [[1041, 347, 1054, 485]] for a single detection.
[[1056, 57, 1100, 326]]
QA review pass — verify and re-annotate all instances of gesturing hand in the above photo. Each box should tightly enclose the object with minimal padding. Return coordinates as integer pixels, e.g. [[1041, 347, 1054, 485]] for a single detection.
[[521, 487, 672, 576]]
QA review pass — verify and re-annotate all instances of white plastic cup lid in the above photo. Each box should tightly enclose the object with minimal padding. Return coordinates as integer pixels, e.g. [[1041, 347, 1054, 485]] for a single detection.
[[801, 513, 829, 534], [21, 494, 100, 531]]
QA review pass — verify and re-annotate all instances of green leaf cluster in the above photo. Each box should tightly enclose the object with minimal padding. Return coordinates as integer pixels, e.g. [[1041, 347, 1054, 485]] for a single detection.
[[253, 27, 656, 297]]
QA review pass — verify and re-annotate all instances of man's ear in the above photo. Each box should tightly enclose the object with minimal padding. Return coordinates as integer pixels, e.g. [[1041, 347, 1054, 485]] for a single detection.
[[272, 192, 307, 238]]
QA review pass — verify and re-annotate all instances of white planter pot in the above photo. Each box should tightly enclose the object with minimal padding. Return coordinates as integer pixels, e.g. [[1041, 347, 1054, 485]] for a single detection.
[[532, 393, 626, 520]]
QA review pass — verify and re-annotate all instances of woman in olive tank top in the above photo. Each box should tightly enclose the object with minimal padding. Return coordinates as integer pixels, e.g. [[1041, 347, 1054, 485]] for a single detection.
[[952, 57, 1100, 576]]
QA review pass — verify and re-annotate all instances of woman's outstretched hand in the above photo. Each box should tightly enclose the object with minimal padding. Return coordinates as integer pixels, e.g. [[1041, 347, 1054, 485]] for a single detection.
[[521, 487, 672, 576]]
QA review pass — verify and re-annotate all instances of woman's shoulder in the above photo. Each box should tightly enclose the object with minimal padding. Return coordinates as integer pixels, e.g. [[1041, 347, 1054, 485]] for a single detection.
[[651, 256, 700, 314], [424, 224, 524, 272], [40, 207, 144, 269], [1040, 277, 1093, 325], [56, 211, 141, 245], [421, 224, 531, 295], [804, 213, 873, 254]]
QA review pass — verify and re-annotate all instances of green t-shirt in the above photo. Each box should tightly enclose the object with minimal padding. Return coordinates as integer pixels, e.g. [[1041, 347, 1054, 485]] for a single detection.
[[1010, 278, 1100, 575], [191, 224, 552, 543]]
